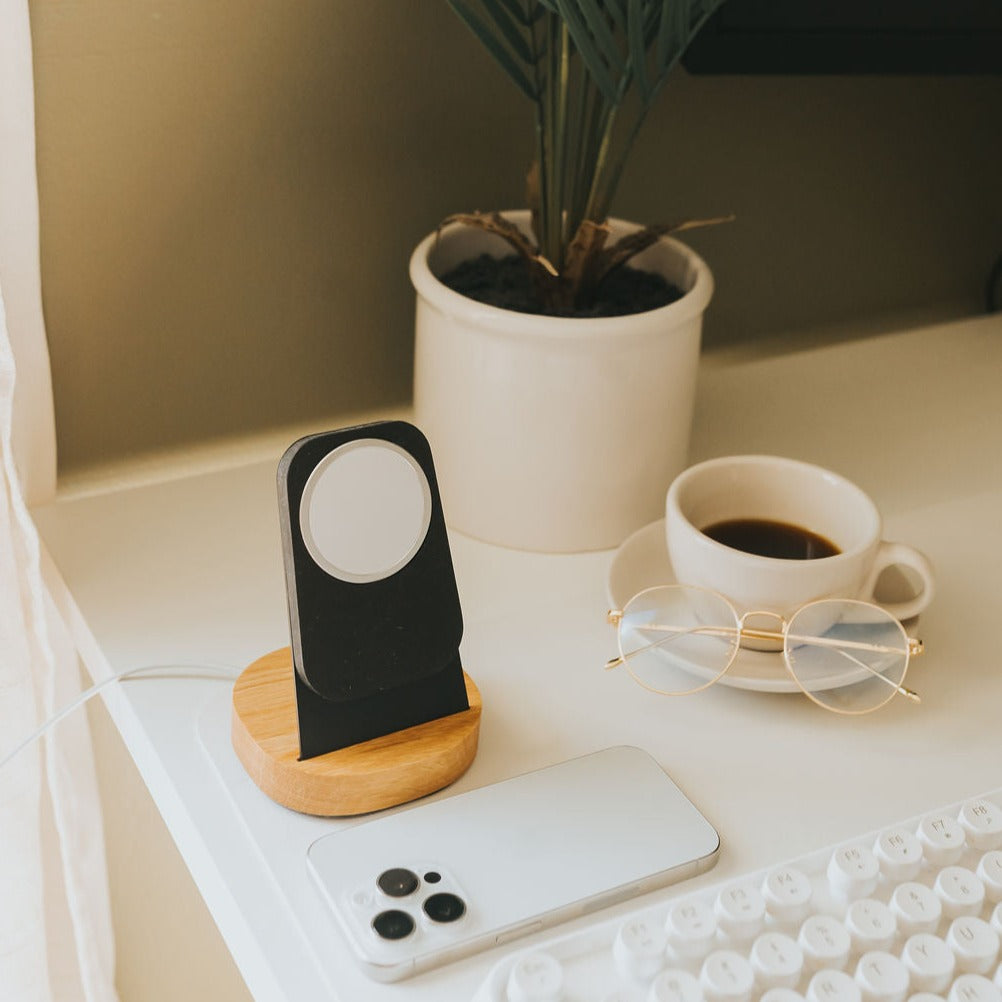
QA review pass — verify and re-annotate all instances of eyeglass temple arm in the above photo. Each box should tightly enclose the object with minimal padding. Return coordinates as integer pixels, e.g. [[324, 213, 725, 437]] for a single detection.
[[828, 645, 921, 702], [609, 619, 922, 658], [605, 617, 921, 702]]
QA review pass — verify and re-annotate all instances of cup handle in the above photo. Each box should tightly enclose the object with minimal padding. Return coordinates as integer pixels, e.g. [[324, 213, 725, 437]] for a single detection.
[[862, 541, 935, 621]]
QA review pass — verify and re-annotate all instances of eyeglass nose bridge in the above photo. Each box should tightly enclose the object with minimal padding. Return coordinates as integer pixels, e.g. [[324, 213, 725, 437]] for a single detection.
[[735, 609, 789, 653]]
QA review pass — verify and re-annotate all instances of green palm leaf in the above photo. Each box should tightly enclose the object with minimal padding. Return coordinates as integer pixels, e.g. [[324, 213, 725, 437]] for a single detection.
[[627, 0, 650, 99], [448, 0, 540, 99], [552, 0, 622, 102]]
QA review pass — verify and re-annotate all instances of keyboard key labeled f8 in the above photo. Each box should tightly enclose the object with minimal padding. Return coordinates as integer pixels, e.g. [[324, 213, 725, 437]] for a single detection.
[[475, 790, 1002, 1002]]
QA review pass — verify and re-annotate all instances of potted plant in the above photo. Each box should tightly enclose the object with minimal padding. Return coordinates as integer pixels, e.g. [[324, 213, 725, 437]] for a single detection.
[[411, 0, 729, 552]]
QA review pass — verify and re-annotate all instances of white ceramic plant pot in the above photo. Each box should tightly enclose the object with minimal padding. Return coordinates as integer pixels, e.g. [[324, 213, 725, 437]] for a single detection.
[[410, 212, 713, 553]]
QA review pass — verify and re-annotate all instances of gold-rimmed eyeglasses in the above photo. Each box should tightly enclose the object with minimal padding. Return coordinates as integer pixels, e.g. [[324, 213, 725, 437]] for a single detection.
[[606, 584, 924, 714]]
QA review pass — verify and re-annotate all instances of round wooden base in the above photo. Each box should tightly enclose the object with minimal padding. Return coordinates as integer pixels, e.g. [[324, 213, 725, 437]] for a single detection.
[[231, 648, 482, 816]]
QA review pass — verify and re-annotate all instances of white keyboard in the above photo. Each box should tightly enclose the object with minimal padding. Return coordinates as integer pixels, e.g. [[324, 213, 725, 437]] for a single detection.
[[474, 788, 1002, 1002]]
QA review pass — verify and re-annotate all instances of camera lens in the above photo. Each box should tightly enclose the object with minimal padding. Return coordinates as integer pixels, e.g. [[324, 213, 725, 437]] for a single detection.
[[423, 892, 466, 923], [377, 868, 419, 898], [372, 909, 415, 941]]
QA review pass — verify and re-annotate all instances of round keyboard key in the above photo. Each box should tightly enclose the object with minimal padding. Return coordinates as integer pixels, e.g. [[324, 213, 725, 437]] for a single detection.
[[978, 853, 1002, 904], [935, 867, 986, 919], [960, 802, 1002, 852], [948, 917, 1001, 976], [800, 914, 852, 972], [763, 867, 814, 926], [700, 950, 755, 1002], [761, 990, 806, 1002], [902, 934, 956, 994], [846, 899, 898, 954], [855, 951, 910, 1002], [874, 828, 924, 882], [614, 918, 668, 981], [948, 974, 1002, 1002], [829, 846, 881, 900], [666, 899, 717, 960], [751, 932, 805, 990], [807, 969, 863, 1002], [891, 882, 943, 936], [648, 968, 703, 1002], [919, 815, 967, 866], [715, 884, 767, 941], [506, 952, 563, 1002]]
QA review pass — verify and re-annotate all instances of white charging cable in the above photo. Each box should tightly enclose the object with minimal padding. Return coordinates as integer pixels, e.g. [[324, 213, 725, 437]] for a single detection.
[[0, 662, 240, 771]]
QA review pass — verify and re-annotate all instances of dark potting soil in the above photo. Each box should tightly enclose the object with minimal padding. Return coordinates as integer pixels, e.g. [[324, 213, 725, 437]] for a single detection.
[[440, 253, 684, 318]]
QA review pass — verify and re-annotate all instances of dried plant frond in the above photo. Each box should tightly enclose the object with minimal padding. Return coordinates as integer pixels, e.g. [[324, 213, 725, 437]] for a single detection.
[[594, 213, 736, 282], [439, 211, 539, 260], [563, 218, 611, 293], [439, 211, 559, 281]]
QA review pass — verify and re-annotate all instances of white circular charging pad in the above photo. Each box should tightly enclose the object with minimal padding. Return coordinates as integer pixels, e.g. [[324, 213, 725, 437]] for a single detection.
[[299, 439, 432, 583]]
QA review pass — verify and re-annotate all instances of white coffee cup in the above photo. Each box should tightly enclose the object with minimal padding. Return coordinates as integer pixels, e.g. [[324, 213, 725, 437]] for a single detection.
[[665, 455, 934, 621]]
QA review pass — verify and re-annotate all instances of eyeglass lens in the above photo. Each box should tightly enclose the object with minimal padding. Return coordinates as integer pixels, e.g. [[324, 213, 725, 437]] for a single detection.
[[785, 600, 910, 713], [618, 586, 739, 695]]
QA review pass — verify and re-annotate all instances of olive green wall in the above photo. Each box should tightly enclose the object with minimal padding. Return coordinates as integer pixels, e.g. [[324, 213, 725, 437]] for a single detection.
[[29, 2, 1002, 475]]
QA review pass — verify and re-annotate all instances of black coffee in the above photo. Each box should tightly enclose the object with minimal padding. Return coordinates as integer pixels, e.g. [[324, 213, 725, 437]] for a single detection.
[[702, 518, 840, 560]]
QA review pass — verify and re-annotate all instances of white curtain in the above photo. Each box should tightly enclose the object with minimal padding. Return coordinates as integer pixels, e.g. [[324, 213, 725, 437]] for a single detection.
[[1, 1, 119, 1000]]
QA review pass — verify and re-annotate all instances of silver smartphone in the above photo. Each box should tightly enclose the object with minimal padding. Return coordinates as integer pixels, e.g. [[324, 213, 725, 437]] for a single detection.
[[306, 745, 720, 981]]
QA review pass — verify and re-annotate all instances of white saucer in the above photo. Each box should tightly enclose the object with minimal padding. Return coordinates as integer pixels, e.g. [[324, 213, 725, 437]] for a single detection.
[[608, 520, 803, 694]]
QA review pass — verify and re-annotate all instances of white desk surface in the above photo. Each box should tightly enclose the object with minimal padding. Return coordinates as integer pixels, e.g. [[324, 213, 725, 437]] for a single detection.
[[34, 313, 1002, 1001]]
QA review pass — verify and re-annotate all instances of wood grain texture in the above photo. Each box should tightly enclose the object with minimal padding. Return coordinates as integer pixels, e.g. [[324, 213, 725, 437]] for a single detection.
[[231, 648, 481, 816]]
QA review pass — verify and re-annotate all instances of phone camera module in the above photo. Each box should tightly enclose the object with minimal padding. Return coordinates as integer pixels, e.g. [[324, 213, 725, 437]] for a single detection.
[[377, 867, 419, 898], [423, 892, 466, 924], [372, 909, 415, 941]]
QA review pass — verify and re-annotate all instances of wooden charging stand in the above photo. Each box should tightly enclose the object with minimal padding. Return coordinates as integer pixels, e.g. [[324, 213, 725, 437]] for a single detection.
[[231, 648, 482, 816]]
